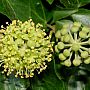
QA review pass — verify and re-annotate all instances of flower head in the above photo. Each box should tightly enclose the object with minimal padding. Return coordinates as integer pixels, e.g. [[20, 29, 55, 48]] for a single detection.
[[55, 22, 90, 67], [0, 19, 53, 78]]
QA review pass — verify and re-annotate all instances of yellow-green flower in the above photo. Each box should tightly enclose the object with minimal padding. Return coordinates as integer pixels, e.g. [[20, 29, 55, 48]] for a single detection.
[[0, 19, 53, 78], [55, 22, 90, 67]]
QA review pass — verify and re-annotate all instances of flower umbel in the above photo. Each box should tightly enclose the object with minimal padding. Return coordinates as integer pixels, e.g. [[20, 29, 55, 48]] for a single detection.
[[55, 22, 90, 67], [0, 19, 53, 78]]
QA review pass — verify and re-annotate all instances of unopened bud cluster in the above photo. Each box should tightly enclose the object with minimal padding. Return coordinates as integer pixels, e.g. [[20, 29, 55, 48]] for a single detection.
[[0, 19, 53, 78], [55, 22, 90, 67]]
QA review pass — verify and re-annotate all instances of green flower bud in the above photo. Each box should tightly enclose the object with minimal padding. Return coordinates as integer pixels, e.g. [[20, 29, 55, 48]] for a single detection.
[[63, 24, 69, 28], [55, 21, 90, 67], [73, 22, 81, 27], [63, 34, 70, 42], [84, 57, 90, 64], [55, 30, 61, 39], [60, 28, 68, 35], [81, 51, 88, 58], [63, 49, 70, 57], [73, 59, 81, 66], [61, 36, 64, 42], [72, 43, 80, 51], [55, 45, 59, 53], [71, 26, 79, 33], [82, 26, 90, 33], [57, 42, 64, 50], [64, 59, 71, 67], [79, 31, 87, 38], [59, 53, 66, 60]]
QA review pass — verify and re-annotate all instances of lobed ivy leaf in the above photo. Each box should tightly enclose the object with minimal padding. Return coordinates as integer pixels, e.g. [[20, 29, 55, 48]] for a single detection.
[[79, 0, 90, 7], [68, 75, 85, 90], [31, 61, 68, 90], [0, 74, 30, 90], [0, 0, 52, 26], [60, 0, 90, 8], [72, 9, 90, 26], [53, 9, 78, 22], [60, 0, 80, 8]]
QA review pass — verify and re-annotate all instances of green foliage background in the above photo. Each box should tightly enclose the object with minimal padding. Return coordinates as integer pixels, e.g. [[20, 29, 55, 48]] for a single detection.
[[0, 0, 90, 90]]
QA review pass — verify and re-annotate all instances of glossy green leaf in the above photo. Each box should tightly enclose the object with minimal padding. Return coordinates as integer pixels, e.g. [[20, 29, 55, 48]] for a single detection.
[[60, 0, 90, 8], [55, 20, 73, 30], [60, 0, 80, 8], [79, 0, 90, 6], [0, 0, 51, 25], [68, 76, 85, 90], [0, 74, 30, 90], [0, 73, 6, 90], [31, 61, 67, 90], [46, 0, 54, 4], [72, 9, 90, 26], [53, 9, 78, 21], [85, 77, 90, 90]]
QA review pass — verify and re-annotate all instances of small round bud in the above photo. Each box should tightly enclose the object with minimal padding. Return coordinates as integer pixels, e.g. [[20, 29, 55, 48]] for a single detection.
[[73, 59, 81, 66], [59, 53, 66, 61], [79, 31, 87, 38], [55, 21, 90, 67], [73, 22, 81, 27], [55, 30, 61, 39], [61, 36, 64, 42], [60, 28, 68, 35], [55, 45, 59, 53], [63, 34, 70, 42], [81, 51, 88, 58], [82, 26, 89, 33], [72, 43, 80, 51], [84, 57, 90, 64], [71, 26, 79, 33], [63, 49, 70, 57], [64, 59, 71, 67], [63, 24, 69, 28], [57, 42, 64, 50]]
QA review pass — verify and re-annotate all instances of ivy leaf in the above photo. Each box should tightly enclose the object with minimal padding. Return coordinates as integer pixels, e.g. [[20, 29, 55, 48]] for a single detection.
[[46, 0, 54, 5], [72, 9, 90, 26], [60, 0, 80, 8], [53, 9, 78, 22], [0, 74, 30, 90], [68, 75, 85, 90], [60, 0, 90, 8], [0, 0, 51, 26], [79, 0, 90, 7], [31, 61, 67, 90], [85, 77, 90, 90]]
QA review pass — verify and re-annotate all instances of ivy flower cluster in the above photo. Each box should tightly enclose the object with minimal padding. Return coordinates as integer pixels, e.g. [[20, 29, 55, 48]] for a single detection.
[[0, 19, 53, 78], [55, 22, 90, 67]]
